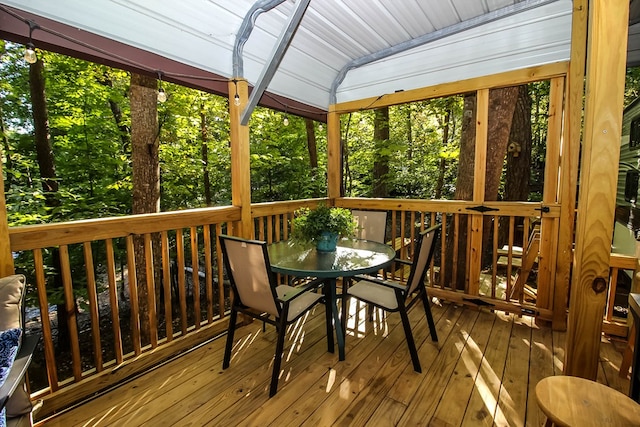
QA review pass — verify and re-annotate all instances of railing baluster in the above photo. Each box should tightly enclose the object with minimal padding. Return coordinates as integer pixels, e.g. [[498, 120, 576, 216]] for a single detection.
[[144, 234, 158, 347], [33, 248, 59, 390], [203, 225, 213, 323], [190, 227, 201, 330], [491, 215, 499, 298], [175, 229, 188, 335], [216, 223, 225, 317], [83, 242, 103, 371], [59, 245, 83, 380], [125, 236, 142, 355], [160, 231, 173, 341]]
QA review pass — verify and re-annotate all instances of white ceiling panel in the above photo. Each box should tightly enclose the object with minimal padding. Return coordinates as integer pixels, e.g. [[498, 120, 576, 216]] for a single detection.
[[337, 0, 572, 104], [0, 0, 611, 114]]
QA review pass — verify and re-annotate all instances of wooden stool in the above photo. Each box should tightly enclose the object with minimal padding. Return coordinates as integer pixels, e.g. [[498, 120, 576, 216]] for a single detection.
[[535, 376, 640, 426]]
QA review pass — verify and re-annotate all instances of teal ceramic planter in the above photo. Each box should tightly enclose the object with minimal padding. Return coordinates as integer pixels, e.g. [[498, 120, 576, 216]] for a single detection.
[[316, 231, 339, 252]]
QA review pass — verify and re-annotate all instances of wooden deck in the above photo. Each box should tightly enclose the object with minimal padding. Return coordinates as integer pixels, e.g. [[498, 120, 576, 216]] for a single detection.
[[38, 299, 630, 426]]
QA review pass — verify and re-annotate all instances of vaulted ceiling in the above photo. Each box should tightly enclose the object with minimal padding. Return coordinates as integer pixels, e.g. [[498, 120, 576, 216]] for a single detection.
[[0, 0, 637, 122]]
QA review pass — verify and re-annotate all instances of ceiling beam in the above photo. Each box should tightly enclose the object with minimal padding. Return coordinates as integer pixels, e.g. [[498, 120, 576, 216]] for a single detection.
[[240, 0, 311, 125], [233, 0, 286, 78]]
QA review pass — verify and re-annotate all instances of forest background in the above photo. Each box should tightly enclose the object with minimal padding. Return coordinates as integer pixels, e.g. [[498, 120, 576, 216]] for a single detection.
[[4, 40, 640, 385]]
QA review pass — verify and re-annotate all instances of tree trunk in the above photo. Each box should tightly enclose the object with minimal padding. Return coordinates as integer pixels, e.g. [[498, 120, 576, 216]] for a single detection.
[[29, 58, 69, 347], [435, 108, 452, 199], [445, 94, 476, 289], [0, 108, 14, 192], [305, 118, 319, 196], [445, 87, 519, 289], [130, 72, 160, 344], [373, 107, 390, 198], [201, 102, 212, 207], [501, 84, 532, 247]]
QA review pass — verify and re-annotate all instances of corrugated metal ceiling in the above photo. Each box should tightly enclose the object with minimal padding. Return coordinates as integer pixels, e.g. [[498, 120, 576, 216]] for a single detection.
[[0, 0, 633, 116]]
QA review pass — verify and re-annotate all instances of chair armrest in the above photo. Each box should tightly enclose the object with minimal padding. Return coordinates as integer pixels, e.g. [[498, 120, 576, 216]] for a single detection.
[[278, 277, 325, 303], [0, 333, 39, 411], [353, 274, 406, 292], [393, 259, 412, 266]]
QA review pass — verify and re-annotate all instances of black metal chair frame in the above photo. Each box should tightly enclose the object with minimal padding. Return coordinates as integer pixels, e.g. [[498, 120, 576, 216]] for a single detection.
[[219, 235, 330, 397], [348, 224, 440, 373]]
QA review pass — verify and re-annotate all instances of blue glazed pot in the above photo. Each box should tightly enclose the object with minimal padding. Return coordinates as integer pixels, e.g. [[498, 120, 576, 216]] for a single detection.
[[316, 231, 339, 252]]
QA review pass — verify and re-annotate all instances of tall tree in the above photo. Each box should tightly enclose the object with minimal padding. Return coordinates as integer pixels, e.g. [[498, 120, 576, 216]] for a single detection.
[[446, 87, 519, 289], [305, 118, 319, 196], [501, 84, 532, 246], [28, 55, 72, 348], [373, 107, 390, 198], [200, 101, 212, 206], [130, 72, 160, 343]]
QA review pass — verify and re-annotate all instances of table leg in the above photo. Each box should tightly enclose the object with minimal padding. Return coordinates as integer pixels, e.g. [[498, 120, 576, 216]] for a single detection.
[[327, 278, 345, 360]]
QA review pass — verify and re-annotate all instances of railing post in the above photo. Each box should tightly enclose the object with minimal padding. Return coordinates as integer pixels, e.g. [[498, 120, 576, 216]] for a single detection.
[[229, 78, 253, 238], [327, 107, 342, 199], [0, 150, 14, 276]]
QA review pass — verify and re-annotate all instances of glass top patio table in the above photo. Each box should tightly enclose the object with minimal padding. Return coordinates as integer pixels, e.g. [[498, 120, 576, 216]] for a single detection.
[[267, 238, 396, 361], [267, 238, 396, 278]]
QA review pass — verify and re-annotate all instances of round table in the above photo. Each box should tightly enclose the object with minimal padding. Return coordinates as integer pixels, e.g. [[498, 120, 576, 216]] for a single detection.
[[268, 238, 396, 360], [535, 375, 640, 426]]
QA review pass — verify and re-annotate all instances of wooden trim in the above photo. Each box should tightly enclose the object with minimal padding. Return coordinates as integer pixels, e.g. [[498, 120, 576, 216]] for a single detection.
[[332, 62, 569, 113], [426, 287, 552, 319], [334, 197, 560, 217], [229, 79, 252, 238], [8, 205, 240, 251], [565, 0, 629, 379]]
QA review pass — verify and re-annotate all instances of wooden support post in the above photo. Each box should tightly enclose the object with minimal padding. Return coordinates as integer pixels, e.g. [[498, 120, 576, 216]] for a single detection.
[[229, 79, 252, 238], [554, 0, 587, 331], [468, 88, 489, 295], [537, 77, 564, 319], [0, 148, 14, 277], [327, 108, 342, 200], [565, 0, 629, 378]]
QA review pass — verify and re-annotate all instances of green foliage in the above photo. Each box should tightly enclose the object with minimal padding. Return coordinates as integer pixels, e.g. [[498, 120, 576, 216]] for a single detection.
[[291, 204, 356, 243], [249, 109, 327, 202]]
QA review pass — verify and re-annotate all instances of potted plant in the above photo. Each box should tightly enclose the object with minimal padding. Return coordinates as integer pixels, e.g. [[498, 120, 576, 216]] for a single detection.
[[291, 204, 357, 252]]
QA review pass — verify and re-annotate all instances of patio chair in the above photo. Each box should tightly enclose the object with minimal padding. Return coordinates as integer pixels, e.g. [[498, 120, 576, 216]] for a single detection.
[[352, 210, 387, 243], [344, 210, 388, 324], [218, 235, 329, 397], [346, 224, 440, 373]]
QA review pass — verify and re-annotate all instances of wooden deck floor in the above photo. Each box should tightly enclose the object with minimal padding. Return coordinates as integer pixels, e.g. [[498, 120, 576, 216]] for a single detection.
[[38, 300, 630, 427]]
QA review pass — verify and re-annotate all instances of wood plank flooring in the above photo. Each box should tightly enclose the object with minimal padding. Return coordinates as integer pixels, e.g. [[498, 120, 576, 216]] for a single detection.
[[38, 300, 630, 426]]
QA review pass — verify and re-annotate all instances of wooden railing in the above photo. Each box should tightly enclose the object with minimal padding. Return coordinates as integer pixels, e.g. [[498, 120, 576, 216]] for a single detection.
[[10, 206, 241, 417], [9, 197, 635, 417]]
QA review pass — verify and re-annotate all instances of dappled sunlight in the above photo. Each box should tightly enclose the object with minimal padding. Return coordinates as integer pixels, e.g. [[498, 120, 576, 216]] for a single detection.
[[229, 331, 261, 364], [325, 368, 337, 392], [339, 378, 353, 399]]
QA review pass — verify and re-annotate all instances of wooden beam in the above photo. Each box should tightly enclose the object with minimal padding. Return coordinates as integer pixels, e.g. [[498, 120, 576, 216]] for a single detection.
[[537, 77, 564, 316], [553, 0, 588, 331], [564, 0, 629, 379], [468, 89, 489, 295], [0, 148, 14, 276], [327, 109, 342, 199], [229, 79, 252, 238], [332, 62, 569, 114]]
